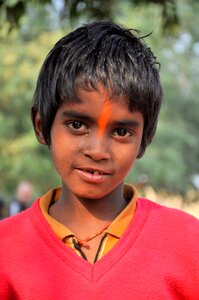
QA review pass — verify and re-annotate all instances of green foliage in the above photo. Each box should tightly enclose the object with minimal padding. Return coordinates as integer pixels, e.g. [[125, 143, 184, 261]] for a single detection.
[[0, 31, 61, 197], [132, 0, 180, 33], [0, 0, 182, 34], [127, 1, 199, 195]]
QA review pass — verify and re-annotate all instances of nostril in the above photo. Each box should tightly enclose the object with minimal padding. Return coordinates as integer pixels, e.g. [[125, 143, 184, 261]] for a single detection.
[[83, 149, 109, 161], [84, 152, 109, 161], [82, 138, 110, 161]]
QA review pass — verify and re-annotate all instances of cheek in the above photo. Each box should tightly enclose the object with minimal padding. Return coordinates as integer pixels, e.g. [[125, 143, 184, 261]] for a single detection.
[[115, 144, 140, 172], [50, 134, 82, 167], [49, 135, 67, 163], [121, 139, 141, 156], [117, 149, 137, 175], [121, 153, 136, 171]]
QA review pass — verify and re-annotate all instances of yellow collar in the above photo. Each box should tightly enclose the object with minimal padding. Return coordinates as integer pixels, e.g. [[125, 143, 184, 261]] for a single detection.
[[39, 184, 138, 241]]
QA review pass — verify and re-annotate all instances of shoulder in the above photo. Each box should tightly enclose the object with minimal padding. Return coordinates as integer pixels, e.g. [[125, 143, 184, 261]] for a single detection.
[[138, 198, 199, 236], [0, 209, 30, 238], [136, 198, 199, 266], [0, 198, 41, 246]]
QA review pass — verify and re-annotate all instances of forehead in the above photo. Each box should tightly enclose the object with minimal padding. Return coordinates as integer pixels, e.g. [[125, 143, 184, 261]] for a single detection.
[[56, 85, 144, 129], [59, 85, 128, 115], [73, 84, 130, 111]]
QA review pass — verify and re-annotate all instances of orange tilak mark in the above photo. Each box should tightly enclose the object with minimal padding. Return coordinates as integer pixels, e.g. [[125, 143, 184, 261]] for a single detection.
[[98, 102, 112, 138]]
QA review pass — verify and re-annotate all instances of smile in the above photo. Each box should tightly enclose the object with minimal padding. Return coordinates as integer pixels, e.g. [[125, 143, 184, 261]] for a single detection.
[[76, 168, 111, 184], [82, 169, 109, 175]]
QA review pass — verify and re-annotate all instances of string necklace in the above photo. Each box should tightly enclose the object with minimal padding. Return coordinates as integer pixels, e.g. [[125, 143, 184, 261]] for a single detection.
[[76, 223, 110, 247]]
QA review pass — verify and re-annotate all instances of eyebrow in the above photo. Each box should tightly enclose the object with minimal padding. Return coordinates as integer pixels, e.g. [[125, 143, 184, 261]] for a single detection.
[[61, 111, 94, 123], [113, 120, 141, 128], [61, 111, 141, 127]]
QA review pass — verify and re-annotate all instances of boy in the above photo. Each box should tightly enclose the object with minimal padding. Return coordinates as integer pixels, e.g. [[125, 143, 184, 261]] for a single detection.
[[0, 21, 199, 299]]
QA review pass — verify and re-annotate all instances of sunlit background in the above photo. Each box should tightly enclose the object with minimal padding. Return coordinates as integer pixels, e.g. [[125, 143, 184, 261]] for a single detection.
[[0, 0, 199, 218]]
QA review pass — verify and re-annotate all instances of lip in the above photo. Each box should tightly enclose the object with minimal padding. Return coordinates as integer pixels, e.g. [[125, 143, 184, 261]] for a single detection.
[[76, 167, 111, 184]]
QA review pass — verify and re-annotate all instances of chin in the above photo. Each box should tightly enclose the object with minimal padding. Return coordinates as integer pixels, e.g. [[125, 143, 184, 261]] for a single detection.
[[74, 188, 108, 201]]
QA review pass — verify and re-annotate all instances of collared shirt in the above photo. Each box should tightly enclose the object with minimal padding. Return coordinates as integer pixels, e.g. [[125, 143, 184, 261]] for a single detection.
[[39, 184, 137, 262]]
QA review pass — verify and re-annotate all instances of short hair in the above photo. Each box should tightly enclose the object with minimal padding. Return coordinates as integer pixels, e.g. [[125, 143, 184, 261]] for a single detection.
[[32, 21, 163, 157]]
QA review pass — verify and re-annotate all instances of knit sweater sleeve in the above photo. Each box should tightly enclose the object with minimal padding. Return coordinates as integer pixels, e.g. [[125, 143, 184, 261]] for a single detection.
[[142, 199, 199, 297], [0, 210, 31, 298]]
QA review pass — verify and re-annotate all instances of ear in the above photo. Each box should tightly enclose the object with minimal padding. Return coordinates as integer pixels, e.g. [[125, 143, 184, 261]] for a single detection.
[[31, 107, 46, 145]]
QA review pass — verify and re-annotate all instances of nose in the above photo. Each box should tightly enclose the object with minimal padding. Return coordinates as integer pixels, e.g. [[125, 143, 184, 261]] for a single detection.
[[83, 135, 111, 161]]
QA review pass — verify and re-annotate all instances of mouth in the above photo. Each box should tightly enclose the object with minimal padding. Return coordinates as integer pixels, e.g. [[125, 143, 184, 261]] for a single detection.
[[75, 167, 111, 183], [79, 168, 110, 176]]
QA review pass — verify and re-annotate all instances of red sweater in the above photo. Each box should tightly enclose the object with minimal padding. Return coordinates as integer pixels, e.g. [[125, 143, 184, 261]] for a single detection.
[[0, 197, 199, 299]]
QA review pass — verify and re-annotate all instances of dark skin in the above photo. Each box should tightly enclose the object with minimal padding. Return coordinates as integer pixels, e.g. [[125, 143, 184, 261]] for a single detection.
[[49, 183, 127, 262], [34, 85, 144, 263]]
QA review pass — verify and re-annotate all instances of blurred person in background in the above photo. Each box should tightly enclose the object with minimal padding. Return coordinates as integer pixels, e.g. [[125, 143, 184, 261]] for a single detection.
[[9, 181, 33, 216], [0, 198, 7, 220]]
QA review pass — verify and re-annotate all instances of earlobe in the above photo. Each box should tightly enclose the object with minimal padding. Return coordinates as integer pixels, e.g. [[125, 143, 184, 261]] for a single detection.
[[31, 107, 46, 145]]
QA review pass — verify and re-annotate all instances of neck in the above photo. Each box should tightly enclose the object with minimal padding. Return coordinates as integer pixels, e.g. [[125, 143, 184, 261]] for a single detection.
[[49, 183, 126, 239]]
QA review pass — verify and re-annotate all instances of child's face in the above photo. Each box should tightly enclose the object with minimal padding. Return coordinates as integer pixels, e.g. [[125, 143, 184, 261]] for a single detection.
[[36, 84, 144, 200]]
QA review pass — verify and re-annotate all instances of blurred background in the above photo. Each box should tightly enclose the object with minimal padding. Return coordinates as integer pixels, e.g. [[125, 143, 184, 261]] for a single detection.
[[0, 0, 199, 218]]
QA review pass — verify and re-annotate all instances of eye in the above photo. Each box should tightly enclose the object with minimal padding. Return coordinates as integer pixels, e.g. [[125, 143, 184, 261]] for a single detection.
[[113, 128, 132, 137], [115, 128, 128, 136], [71, 121, 83, 129], [66, 120, 89, 134], [112, 128, 133, 141]]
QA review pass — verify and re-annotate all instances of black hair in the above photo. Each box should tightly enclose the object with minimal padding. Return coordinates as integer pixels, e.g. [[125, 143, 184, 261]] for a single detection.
[[32, 21, 163, 157]]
